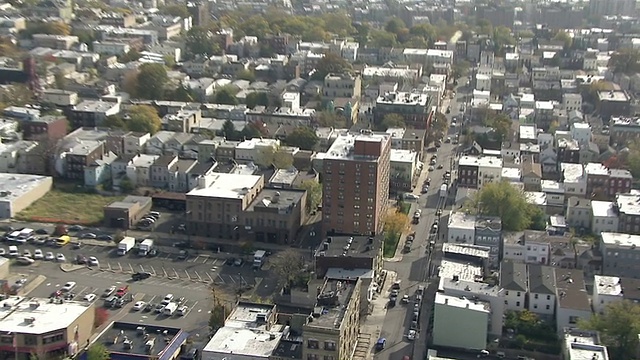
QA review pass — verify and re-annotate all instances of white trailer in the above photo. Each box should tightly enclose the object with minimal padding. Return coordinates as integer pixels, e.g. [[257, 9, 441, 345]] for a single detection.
[[439, 184, 448, 198], [117, 237, 136, 256], [138, 239, 154, 257]]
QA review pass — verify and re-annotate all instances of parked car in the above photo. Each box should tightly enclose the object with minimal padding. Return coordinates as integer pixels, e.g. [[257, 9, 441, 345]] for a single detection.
[[61, 282, 76, 292], [133, 301, 146, 311], [56, 253, 66, 262], [16, 256, 34, 265], [132, 272, 152, 281], [83, 294, 97, 302], [97, 234, 113, 241], [76, 254, 87, 264], [88, 256, 99, 267], [102, 286, 116, 297], [44, 252, 54, 261], [81, 233, 97, 239], [33, 249, 43, 260], [35, 228, 48, 235]]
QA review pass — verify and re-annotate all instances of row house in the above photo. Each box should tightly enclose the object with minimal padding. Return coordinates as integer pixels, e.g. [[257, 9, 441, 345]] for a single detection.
[[500, 261, 556, 316], [457, 155, 503, 189], [585, 163, 632, 198], [149, 155, 198, 192], [111, 153, 159, 189], [616, 192, 640, 235]]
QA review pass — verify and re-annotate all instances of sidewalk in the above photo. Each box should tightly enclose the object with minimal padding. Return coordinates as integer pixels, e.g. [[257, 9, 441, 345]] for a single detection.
[[355, 270, 397, 360]]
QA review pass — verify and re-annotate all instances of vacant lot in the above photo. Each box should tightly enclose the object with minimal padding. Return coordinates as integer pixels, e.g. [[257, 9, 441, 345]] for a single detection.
[[17, 189, 124, 225]]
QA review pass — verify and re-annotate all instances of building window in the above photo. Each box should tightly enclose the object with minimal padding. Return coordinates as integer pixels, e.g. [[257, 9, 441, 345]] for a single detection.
[[324, 341, 336, 351], [307, 339, 319, 349], [547, 295, 551, 300], [307, 355, 319, 360], [43, 333, 64, 344], [516, 301, 520, 307], [546, 304, 550, 310], [24, 335, 37, 346]]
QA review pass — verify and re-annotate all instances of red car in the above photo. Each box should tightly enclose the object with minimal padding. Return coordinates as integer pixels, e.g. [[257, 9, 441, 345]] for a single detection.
[[50, 290, 62, 298], [116, 285, 129, 297]]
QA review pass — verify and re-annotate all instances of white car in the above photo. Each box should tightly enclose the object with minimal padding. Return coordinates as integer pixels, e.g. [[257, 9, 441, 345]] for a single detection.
[[56, 253, 66, 262], [407, 329, 417, 341], [83, 294, 97, 302], [61, 281, 76, 292], [0, 248, 5, 256], [177, 305, 188, 316], [133, 301, 146, 311], [161, 294, 174, 305], [44, 252, 54, 261], [33, 249, 43, 260], [22, 250, 31, 258], [88, 256, 99, 267]]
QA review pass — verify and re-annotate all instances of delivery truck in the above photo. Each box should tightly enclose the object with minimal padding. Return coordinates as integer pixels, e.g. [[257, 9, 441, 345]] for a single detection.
[[117, 237, 136, 256], [138, 239, 154, 257]]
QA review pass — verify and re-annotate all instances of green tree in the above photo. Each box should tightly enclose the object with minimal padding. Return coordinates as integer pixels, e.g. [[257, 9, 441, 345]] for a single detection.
[[185, 26, 221, 58], [369, 30, 397, 48], [86, 343, 109, 360], [492, 26, 515, 55], [409, 24, 436, 45], [311, 52, 352, 81], [452, 60, 471, 79], [214, 87, 238, 105], [380, 113, 405, 130], [385, 17, 406, 35], [104, 115, 126, 129], [285, 127, 319, 150], [470, 181, 539, 231], [24, 21, 70, 37], [609, 48, 640, 74], [580, 301, 640, 359], [245, 92, 270, 109], [316, 111, 347, 127], [136, 63, 168, 100], [553, 30, 573, 49], [240, 122, 263, 139], [167, 85, 196, 102], [160, 4, 189, 18], [222, 120, 239, 140], [354, 22, 371, 46], [321, 12, 355, 37], [237, 69, 256, 82], [484, 113, 512, 142], [299, 179, 322, 213], [626, 141, 640, 178], [126, 105, 162, 134]]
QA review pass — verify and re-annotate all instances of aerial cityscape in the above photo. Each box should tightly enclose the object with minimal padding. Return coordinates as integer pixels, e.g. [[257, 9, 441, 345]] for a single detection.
[[0, 0, 640, 359]]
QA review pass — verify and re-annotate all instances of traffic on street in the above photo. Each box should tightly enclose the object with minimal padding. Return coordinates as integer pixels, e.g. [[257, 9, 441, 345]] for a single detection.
[[376, 81, 468, 360]]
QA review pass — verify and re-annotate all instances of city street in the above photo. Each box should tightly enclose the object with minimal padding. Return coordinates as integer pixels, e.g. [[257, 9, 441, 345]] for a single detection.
[[375, 84, 467, 360]]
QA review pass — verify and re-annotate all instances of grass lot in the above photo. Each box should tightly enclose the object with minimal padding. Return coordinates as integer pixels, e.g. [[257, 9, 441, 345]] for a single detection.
[[17, 185, 124, 225], [383, 233, 400, 258]]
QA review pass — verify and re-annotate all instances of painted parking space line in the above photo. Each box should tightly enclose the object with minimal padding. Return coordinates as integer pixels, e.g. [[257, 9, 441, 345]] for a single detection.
[[188, 256, 199, 263]]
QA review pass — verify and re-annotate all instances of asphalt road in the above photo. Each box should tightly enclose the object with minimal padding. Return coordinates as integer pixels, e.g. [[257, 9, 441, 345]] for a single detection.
[[376, 84, 468, 360]]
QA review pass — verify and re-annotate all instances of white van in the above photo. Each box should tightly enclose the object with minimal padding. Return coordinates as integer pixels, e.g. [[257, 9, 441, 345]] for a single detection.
[[8, 246, 19, 257]]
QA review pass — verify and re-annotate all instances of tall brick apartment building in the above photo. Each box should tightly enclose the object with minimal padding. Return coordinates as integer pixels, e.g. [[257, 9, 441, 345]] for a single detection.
[[321, 131, 391, 236]]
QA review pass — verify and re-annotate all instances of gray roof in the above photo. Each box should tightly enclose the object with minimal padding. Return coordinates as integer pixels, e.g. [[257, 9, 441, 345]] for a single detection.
[[500, 260, 527, 291], [528, 264, 556, 295]]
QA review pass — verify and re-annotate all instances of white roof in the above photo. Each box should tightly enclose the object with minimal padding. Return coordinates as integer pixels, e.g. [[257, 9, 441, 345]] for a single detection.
[[434, 293, 489, 313], [0, 174, 51, 204], [448, 212, 476, 230], [0, 297, 91, 334], [458, 155, 502, 168], [591, 201, 617, 218], [323, 132, 389, 161], [560, 163, 584, 183], [594, 275, 623, 296], [236, 138, 279, 150], [390, 149, 417, 163], [202, 326, 283, 358], [585, 163, 608, 176], [601, 232, 640, 248], [616, 193, 640, 216], [501, 167, 521, 180], [187, 173, 262, 199], [541, 180, 564, 193]]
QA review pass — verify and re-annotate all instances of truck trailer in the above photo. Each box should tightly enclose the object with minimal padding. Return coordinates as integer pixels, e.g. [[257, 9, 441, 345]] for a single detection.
[[117, 237, 136, 256]]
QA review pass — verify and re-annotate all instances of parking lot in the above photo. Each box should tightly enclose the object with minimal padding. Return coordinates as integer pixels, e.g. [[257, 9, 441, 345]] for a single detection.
[[22, 261, 214, 337]]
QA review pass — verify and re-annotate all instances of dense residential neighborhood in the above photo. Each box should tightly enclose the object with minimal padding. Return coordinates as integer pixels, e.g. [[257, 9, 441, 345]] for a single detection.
[[2, 0, 640, 359]]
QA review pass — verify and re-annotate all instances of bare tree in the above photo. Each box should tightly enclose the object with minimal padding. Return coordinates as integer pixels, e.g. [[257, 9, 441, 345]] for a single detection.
[[270, 249, 306, 288]]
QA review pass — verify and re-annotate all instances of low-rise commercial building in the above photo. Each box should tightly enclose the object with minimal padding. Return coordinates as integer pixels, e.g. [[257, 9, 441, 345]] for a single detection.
[[93, 321, 188, 360], [103, 195, 153, 229], [562, 329, 609, 360], [0, 174, 52, 219], [0, 296, 95, 359], [432, 293, 490, 351]]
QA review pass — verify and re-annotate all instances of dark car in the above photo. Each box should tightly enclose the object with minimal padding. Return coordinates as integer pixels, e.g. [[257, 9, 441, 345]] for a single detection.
[[67, 225, 83, 232], [75, 254, 87, 264], [35, 228, 48, 235], [177, 250, 189, 260], [131, 272, 152, 281], [173, 241, 189, 249], [97, 234, 113, 241], [143, 302, 154, 312], [225, 257, 235, 265]]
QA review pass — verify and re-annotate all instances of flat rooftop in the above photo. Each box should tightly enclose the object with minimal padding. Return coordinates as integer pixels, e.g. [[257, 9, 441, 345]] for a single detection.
[[458, 155, 502, 168], [246, 188, 304, 214], [377, 91, 429, 106], [591, 201, 617, 218], [0, 174, 51, 204], [448, 212, 477, 230], [594, 275, 623, 296], [316, 235, 382, 258], [390, 149, 417, 163], [616, 193, 640, 216], [441, 278, 501, 297], [323, 132, 389, 161], [97, 321, 186, 358], [187, 173, 262, 199], [308, 279, 357, 329], [434, 293, 490, 313], [601, 232, 640, 248], [202, 325, 284, 358], [560, 163, 584, 182], [585, 162, 608, 176], [442, 243, 490, 259], [563, 330, 609, 360], [438, 260, 483, 284], [0, 297, 90, 334], [269, 168, 299, 186]]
